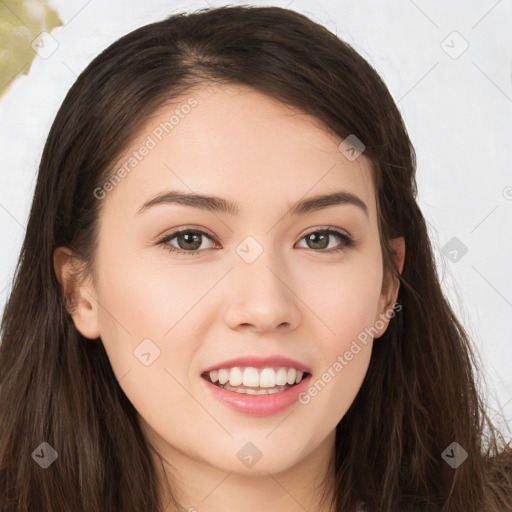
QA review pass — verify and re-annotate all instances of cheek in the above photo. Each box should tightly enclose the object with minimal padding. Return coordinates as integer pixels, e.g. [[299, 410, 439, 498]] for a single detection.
[[296, 294, 377, 439], [93, 242, 201, 388], [93, 252, 200, 440], [299, 254, 383, 347], [95, 241, 200, 338], [298, 341, 372, 443], [293, 256, 381, 421]]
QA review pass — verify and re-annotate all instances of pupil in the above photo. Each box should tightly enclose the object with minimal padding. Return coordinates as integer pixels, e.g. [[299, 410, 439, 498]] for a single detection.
[[180, 233, 200, 250], [309, 232, 327, 249]]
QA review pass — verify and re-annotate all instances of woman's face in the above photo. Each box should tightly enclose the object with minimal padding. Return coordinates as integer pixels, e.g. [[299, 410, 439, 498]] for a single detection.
[[61, 83, 402, 476]]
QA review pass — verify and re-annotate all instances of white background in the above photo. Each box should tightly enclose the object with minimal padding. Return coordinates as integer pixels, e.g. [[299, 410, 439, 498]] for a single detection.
[[1, 0, 511, 437]]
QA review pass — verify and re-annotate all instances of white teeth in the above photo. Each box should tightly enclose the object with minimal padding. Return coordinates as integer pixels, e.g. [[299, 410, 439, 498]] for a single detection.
[[259, 368, 276, 388], [242, 367, 260, 387], [229, 367, 243, 386], [275, 367, 288, 385], [207, 366, 307, 389], [218, 369, 229, 385]]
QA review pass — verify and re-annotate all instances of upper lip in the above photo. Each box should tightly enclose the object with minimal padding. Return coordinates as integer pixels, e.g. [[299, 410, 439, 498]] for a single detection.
[[201, 355, 312, 374]]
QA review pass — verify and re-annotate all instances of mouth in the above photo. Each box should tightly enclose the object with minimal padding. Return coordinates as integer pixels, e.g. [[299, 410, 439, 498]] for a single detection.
[[201, 366, 311, 395]]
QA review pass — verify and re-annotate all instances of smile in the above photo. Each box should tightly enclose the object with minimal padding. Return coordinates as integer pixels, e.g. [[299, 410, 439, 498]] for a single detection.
[[201, 366, 310, 395]]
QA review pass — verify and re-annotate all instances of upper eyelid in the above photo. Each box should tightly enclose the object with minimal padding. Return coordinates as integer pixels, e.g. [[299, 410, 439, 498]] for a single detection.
[[158, 226, 217, 244]]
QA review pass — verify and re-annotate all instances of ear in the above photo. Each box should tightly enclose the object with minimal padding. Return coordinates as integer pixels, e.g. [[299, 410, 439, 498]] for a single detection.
[[53, 247, 101, 340], [390, 236, 405, 274], [373, 236, 405, 338]]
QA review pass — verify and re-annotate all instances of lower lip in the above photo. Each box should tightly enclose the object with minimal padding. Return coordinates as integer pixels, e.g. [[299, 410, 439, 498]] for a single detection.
[[200, 374, 312, 417]]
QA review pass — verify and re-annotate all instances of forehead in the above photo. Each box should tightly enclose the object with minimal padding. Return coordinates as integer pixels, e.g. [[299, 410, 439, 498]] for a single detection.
[[101, 83, 376, 220]]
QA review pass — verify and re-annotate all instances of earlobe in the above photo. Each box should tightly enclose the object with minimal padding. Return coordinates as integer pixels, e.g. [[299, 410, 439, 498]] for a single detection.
[[53, 247, 101, 340]]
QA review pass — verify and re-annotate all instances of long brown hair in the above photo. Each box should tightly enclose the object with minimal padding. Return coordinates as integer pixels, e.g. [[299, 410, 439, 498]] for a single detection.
[[1, 5, 511, 511]]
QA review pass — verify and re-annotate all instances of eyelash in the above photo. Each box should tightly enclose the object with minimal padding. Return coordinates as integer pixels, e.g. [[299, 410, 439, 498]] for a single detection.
[[157, 227, 355, 256]]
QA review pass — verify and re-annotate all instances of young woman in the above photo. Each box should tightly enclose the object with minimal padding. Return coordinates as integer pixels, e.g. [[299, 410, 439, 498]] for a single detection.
[[0, 5, 510, 512]]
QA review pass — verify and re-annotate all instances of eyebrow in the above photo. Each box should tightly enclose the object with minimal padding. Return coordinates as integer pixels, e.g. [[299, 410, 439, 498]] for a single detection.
[[137, 189, 368, 217]]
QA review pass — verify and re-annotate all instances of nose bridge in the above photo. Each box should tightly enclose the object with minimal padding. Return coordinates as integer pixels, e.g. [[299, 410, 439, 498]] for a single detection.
[[223, 235, 300, 330]]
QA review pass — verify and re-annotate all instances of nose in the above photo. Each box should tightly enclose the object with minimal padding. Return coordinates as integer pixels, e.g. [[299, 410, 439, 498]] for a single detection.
[[222, 250, 301, 333]]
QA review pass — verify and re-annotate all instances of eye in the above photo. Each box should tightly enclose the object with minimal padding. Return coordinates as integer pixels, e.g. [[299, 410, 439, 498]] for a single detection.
[[296, 227, 355, 253], [157, 226, 355, 256], [158, 228, 218, 256]]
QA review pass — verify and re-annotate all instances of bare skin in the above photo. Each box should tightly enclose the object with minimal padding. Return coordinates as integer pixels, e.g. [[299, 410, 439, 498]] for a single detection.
[[55, 83, 405, 512]]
